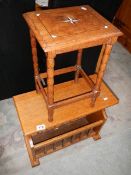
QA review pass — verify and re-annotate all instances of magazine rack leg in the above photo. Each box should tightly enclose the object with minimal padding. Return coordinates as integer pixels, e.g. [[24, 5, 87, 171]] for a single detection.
[[24, 135, 40, 167]]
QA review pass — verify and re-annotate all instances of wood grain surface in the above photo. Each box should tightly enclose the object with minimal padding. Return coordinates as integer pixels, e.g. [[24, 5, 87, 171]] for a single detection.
[[13, 74, 118, 135], [23, 5, 122, 53]]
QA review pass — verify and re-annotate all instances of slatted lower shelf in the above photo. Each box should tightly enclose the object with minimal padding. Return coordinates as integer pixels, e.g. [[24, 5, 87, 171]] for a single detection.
[[13, 78, 118, 167], [35, 128, 95, 158], [29, 110, 106, 162], [35, 131, 92, 158]]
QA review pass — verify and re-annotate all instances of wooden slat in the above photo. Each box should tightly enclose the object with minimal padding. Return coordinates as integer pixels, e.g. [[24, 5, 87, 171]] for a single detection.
[[52, 91, 93, 109], [40, 66, 76, 79], [75, 49, 83, 83], [23, 6, 122, 53], [35, 132, 90, 159], [34, 120, 104, 149], [46, 52, 56, 122], [36, 78, 48, 104], [13, 75, 119, 135], [79, 68, 95, 89], [95, 45, 105, 73]]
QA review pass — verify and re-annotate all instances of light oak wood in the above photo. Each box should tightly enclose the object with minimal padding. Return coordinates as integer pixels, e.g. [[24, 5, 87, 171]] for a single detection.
[[13, 91, 113, 167], [36, 77, 48, 104], [30, 30, 40, 93], [23, 5, 122, 53], [46, 52, 56, 121], [13, 76, 118, 166], [40, 66, 76, 79], [17, 5, 121, 166], [13, 75, 118, 136], [33, 120, 104, 150], [90, 109, 107, 141], [23, 5, 122, 121], [79, 67, 94, 89], [75, 49, 83, 83], [24, 135, 40, 167]]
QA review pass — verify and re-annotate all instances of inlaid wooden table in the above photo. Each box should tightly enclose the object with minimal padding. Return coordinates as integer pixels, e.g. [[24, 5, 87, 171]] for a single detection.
[[23, 5, 122, 122]]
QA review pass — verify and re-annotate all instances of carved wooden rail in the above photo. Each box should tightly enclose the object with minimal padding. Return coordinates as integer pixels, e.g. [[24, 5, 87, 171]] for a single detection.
[[29, 118, 104, 160]]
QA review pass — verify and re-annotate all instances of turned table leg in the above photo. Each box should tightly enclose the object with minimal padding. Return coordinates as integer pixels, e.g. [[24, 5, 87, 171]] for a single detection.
[[30, 30, 40, 93], [47, 52, 56, 122], [75, 49, 83, 83], [95, 45, 106, 73], [91, 44, 113, 106]]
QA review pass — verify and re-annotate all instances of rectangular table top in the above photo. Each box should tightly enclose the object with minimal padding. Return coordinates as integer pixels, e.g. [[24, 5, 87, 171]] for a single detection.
[[23, 5, 122, 53], [13, 75, 118, 135]]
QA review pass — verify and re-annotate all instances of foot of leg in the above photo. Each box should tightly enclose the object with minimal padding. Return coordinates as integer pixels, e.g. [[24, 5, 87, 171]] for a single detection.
[[93, 133, 101, 141], [48, 107, 54, 122], [25, 136, 40, 167], [31, 158, 40, 167]]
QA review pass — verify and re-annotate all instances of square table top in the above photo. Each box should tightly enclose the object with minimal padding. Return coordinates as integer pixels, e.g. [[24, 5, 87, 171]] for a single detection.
[[23, 5, 122, 53]]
